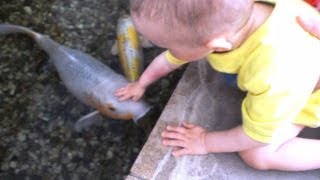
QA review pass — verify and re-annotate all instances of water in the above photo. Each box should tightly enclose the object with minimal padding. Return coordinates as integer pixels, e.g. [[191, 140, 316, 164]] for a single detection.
[[0, 0, 184, 179]]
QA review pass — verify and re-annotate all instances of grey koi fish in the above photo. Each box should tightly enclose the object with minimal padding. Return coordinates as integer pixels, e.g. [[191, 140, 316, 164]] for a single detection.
[[0, 24, 151, 131]]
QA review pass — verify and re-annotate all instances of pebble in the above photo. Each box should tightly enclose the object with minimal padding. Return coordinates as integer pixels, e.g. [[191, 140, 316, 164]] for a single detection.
[[54, 165, 62, 174], [23, 6, 32, 15], [28, 152, 38, 161], [1, 163, 9, 171], [67, 152, 73, 159], [21, 164, 29, 170], [9, 161, 17, 168], [75, 138, 84, 143], [107, 150, 113, 159], [133, 147, 139, 153], [89, 162, 95, 169], [17, 132, 26, 142], [41, 156, 49, 166], [110, 41, 118, 55], [71, 174, 80, 180], [161, 79, 170, 90], [76, 24, 84, 29], [28, 132, 38, 139], [77, 151, 84, 158], [50, 148, 60, 159], [58, 120, 64, 126], [67, 163, 76, 171]]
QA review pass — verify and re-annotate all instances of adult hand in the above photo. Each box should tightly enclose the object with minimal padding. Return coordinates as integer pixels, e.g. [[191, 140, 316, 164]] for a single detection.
[[115, 82, 146, 101], [161, 122, 209, 157], [297, 12, 320, 39]]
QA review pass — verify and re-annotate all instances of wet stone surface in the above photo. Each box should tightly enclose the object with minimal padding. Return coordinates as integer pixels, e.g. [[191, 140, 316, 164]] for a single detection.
[[0, 0, 184, 179]]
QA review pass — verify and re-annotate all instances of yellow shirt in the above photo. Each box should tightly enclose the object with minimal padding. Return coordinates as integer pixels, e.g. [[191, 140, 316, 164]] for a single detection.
[[166, 0, 320, 143]]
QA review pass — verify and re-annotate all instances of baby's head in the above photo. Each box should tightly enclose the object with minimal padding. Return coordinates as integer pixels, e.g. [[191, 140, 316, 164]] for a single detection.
[[130, 0, 254, 61]]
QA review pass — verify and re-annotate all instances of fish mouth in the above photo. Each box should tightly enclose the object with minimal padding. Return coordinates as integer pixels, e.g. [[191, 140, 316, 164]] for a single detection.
[[85, 94, 133, 120]]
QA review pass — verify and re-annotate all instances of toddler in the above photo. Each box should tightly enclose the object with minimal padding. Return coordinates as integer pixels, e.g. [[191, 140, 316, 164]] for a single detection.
[[115, 0, 320, 171]]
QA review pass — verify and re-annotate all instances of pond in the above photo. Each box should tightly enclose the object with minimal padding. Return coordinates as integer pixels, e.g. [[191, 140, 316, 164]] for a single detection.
[[0, 0, 184, 179]]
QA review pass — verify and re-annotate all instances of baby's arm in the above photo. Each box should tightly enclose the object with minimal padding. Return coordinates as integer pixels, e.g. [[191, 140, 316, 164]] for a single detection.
[[115, 51, 183, 101], [162, 122, 265, 157]]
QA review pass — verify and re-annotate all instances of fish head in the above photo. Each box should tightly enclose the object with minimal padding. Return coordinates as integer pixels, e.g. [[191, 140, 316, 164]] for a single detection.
[[86, 94, 150, 122]]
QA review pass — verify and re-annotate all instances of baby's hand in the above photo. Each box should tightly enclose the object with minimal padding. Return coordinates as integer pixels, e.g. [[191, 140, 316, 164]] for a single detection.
[[161, 122, 208, 157], [115, 82, 146, 101]]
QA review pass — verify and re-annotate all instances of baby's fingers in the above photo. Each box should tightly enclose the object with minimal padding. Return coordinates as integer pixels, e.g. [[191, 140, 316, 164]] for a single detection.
[[166, 125, 187, 134], [162, 139, 186, 148], [172, 148, 191, 157], [161, 131, 186, 141], [114, 87, 127, 96], [118, 94, 132, 101], [132, 94, 142, 101], [182, 122, 196, 129]]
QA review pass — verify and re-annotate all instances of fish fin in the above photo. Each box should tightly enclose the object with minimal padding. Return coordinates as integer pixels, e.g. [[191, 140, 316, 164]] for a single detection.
[[74, 110, 103, 132], [139, 35, 154, 48], [110, 41, 118, 55]]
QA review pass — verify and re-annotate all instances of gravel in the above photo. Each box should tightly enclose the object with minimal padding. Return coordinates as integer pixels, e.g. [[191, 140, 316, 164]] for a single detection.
[[0, 0, 184, 179]]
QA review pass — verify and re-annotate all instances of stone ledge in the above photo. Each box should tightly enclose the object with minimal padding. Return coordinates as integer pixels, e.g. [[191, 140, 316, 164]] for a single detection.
[[128, 61, 320, 180]]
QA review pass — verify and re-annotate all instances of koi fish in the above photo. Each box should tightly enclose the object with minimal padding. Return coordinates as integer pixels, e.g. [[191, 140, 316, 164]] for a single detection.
[[0, 24, 151, 131], [116, 15, 144, 82]]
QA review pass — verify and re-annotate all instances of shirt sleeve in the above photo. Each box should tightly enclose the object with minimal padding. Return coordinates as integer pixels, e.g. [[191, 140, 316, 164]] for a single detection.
[[241, 73, 316, 143], [165, 50, 188, 66]]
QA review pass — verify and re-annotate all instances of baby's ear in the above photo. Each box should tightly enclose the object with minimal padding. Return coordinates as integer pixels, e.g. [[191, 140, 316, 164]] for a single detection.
[[206, 38, 232, 52]]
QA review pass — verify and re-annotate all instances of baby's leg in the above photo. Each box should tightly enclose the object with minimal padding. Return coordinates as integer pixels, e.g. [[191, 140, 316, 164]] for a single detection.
[[239, 124, 320, 171]]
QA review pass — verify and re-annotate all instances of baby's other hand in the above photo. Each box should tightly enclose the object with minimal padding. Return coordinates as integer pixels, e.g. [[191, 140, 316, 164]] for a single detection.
[[161, 122, 208, 157], [115, 82, 146, 101]]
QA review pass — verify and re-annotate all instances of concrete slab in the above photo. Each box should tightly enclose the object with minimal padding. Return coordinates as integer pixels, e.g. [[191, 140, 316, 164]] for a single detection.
[[128, 61, 320, 180], [125, 175, 141, 180]]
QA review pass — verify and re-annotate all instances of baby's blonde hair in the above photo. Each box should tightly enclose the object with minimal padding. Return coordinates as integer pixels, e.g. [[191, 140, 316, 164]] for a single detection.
[[130, 0, 253, 46]]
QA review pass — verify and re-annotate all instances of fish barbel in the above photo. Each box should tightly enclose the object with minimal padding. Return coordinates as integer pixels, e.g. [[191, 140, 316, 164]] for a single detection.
[[116, 15, 144, 82], [0, 24, 151, 124]]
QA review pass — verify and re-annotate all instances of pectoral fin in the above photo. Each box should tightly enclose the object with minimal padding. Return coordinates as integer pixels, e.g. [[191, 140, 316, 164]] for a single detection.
[[74, 110, 103, 132]]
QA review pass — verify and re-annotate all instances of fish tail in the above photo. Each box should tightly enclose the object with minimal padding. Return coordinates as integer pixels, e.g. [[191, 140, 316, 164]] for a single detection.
[[0, 24, 42, 40], [0, 24, 58, 53]]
